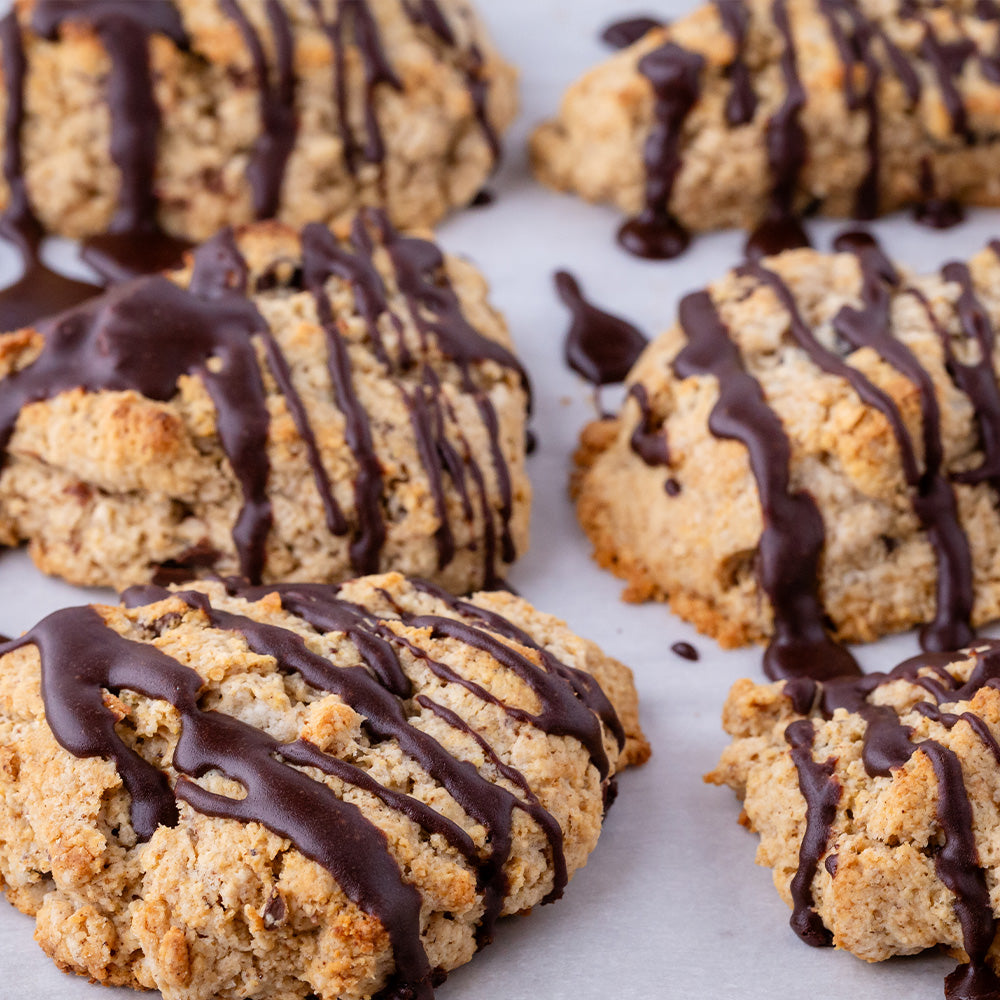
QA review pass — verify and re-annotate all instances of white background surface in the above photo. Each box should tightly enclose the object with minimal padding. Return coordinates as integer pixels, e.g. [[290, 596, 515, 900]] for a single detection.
[[1, 1, 999, 998]]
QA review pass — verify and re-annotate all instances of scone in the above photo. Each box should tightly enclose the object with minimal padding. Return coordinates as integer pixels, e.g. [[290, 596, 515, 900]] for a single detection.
[[531, 0, 1000, 259], [0, 213, 531, 592], [0, 0, 516, 282], [707, 642, 1000, 999], [0, 573, 648, 999], [574, 237, 1000, 679]]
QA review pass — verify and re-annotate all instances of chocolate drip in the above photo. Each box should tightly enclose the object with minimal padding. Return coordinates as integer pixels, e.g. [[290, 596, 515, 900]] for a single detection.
[[310, 0, 402, 176], [601, 16, 662, 50], [939, 260, 1000, 493], [0, 11, 102, 329], [746, 0, 811, 260], [628, 384, 670, 467], [33, 1, 192, 282], [919, 24, 976, 139], [554, 270, 648, 386], [818, 0, 883, 218], [673, 290, 860, 682], [785, 719, 839, 947], [302, 220, 386, 574], [832, 235, 974, 652], [220, 0, 298, 221], [915, 159, 965, 229], [618, 42, 704, 260], [670, 641, 700, 661], [401, 0, 501, 165], [783, 647, 1000, 999], [715, 0, 757, 126]]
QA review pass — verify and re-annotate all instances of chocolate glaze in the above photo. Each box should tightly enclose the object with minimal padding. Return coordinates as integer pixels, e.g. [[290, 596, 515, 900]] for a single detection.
[[0, 12, 102, 328], [32, 1, 192, 283], [781, 646, 1000, 998], [915, 159, 965, 230], [554, 270, 648, 386], [831, 235, 974, 652], [310, 0, 402, 177], [47, 579, 622, 992], [618, 42, 704, 260], [746, 0, 811, 260], [628, 384, 670, 467], [785, 719, 838, 947], [715, 0, 757, 126], [221, 0, 297, 220], [601, 16, 662, 50], [670, 641, 699, 661], [672, 290, 860, 682]]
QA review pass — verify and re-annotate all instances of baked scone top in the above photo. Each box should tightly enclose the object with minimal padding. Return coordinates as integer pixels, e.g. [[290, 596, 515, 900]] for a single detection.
[[575, 238, 1000, 676], [0, 574, 647, 999], [0, 215, 531, 592], [532, 0, 1000, 258], [708, 643, 1000, 1000]]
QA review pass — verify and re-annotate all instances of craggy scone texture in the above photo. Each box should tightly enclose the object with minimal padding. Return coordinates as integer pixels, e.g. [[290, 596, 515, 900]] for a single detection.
[[706, 643, 1000, 986], [532, 0, 1000, 238], [575, 242, 1000, 648], [0, 574, 648, 999], [0, 216, 530, 591], [3, 0, 516, 239]]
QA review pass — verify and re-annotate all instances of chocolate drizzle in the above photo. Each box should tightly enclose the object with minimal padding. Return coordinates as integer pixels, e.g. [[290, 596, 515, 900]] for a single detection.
[[0, 214, 525, 587], [32, 1, 192, 283], [220, 0, 298, 220], [785, 719, 839, 947], [831, 234, 974, 652], [715, 0, 757, 126], [5, 579, 624, 998], [746, 0, 811, 260], [0, 11, 102, 330], [618, 42, 704, 260], [780, 647, 1000, 999], [554, 270, 648, 386], [672, 290, 860, 682]]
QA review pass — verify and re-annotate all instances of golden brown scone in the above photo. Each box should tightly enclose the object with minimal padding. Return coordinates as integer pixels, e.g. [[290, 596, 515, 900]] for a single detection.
[[0, 573, 648, 999], [532, 0, 1000, 258], [706, 642, 1000, 998], [1, 0, 516, 244], [0, 214, 531, 592], [575, 237, 1000, 677]]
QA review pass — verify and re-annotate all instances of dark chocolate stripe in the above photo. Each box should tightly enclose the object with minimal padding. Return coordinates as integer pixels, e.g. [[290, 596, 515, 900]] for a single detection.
[[673, 290, 860, 682], [601, 16, 662, 50], [785, 719, 839, 948], [628, 384, 670, 467], [0, 11, 102, 328], [715, 0, 757, 126], [746, 0, 810, 259], [309, 0, 402, 176], [941, 257, 1000, 492], [618, 42, 704, 260], [555, 270, 648, 387], [832, 236, 974, 652], [218, 0, 298, 220], [33, 1, 191, 282]]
